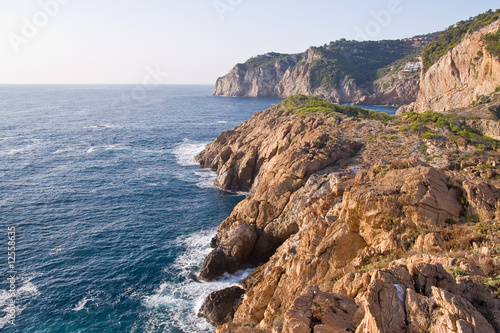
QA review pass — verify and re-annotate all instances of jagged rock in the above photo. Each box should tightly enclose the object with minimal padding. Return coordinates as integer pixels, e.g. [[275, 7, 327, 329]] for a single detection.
[[198, 286, 246, 326], [462, 181, 498, 220], [281, 286, 360, 333], [197, 107, 362, 278], [200, 221, 257, 280], [414, 232, 445, 252], [430, 287, 495, 333], [340, 161, 462, 253]]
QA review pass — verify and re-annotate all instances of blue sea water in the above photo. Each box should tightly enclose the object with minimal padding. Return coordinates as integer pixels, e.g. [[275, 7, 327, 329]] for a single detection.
[[0, 85, 281, 333], [0, 85, 396, 332]]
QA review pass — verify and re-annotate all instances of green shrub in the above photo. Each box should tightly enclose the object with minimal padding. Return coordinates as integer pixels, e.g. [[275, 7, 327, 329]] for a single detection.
[[243, 52, 291, 71], [447, 267, 470, 279], [485, 276, 500, 296], [474, 222, 489, 237], [485, 29, 500, 61]]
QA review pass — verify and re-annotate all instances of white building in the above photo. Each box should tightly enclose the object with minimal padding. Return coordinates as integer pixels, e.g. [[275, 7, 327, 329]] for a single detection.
[[404, 62, 422, 72]]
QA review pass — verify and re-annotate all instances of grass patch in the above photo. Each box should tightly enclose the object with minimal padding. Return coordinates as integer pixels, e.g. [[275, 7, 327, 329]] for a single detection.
[[447, 266, 470, 279], [402, 110, 500, 151], [485, 276, 500, 296], [281, 95, 393, 122]]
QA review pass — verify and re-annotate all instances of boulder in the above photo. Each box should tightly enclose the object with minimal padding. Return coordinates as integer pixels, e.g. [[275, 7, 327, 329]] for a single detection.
[[198, 286, 245, 326]]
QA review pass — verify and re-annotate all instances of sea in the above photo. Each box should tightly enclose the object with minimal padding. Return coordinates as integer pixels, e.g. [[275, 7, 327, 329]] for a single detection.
[[0, 85, 397, 333]]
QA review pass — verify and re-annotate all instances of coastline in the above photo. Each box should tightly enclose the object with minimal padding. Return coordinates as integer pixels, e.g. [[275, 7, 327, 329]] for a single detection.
[[195, 95, 500, 332]]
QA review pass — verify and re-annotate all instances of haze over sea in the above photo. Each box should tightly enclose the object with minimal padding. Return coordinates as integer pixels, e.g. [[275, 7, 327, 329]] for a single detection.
[[0, 85, 396, 332]]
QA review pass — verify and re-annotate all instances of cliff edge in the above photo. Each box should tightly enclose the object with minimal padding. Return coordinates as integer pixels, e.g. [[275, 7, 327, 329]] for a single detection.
[[414, 19, 500, 113], [196, 95, 500, 333]]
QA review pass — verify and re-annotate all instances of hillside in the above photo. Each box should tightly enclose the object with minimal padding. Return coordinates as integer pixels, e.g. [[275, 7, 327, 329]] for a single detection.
[[213, 39, 423, 106]]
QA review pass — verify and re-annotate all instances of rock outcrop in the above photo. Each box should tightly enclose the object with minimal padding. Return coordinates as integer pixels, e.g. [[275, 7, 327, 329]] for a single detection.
[[414, 20, 500, 113], [196, 107, 363, 279], [196, 97, 500, 332], [198, 286, 245, 326]]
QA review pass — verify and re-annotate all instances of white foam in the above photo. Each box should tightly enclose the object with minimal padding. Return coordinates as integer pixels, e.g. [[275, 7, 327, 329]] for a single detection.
[[17, 282, 38, 295], [1, 139, 40, 156], [49, 246, 63, 256], [52, 147, 75, 155], [141, 230, 254, 332], [72, 297, 94, 312], [194, 171, 217, 189], [217, 121, 228, 124], [0, 277, 39, 329], [171, 141, 208, 166], [170, 141, 218, 189], [0, 136, 25, 141]]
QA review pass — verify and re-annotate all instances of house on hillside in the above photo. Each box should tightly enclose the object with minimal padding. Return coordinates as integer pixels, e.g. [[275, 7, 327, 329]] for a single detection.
[[403, 61, 422, 73]]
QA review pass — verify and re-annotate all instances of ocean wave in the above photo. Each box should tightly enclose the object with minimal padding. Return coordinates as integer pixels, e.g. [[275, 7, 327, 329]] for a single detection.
[[193, 171, 217, 189], [0, 138, 41, 156], [49, 246, 63, 256], [84, 144, 166, 156], [0, 276, 40, 329], [171, 140, 208, 166], [141, 230, 253, 333], [72, 297, 95, 312], [52, 147, 76, 155]]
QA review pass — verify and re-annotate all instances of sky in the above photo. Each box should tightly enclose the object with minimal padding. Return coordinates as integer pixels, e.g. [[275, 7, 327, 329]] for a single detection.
[[0, 0, 498, 84]]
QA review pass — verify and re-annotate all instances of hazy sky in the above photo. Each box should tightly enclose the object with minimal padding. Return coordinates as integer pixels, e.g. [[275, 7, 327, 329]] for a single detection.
[[0, 0, 498, 84]]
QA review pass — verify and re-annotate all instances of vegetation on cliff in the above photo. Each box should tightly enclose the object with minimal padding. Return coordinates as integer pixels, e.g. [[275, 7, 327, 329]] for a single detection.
[[281, 95, 500, 151], [281, 94, 392, 121], [485, 29, 500, 61], [307, 39, 416, 89], [400, 110, 500, 150], [242, 52, 293, 71], [422, 9, 500, 71]]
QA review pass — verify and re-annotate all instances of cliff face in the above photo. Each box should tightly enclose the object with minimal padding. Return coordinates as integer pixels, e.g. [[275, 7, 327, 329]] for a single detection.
[[414, 20, 500, 113], [214, 42, 421, 106], [196, 97, 500, 333]]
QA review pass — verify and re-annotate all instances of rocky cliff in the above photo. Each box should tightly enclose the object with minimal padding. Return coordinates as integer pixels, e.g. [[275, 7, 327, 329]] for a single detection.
[[196, 95, 500, 333], [214, 40, 421, 106], [413, 19, 500, 113]]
